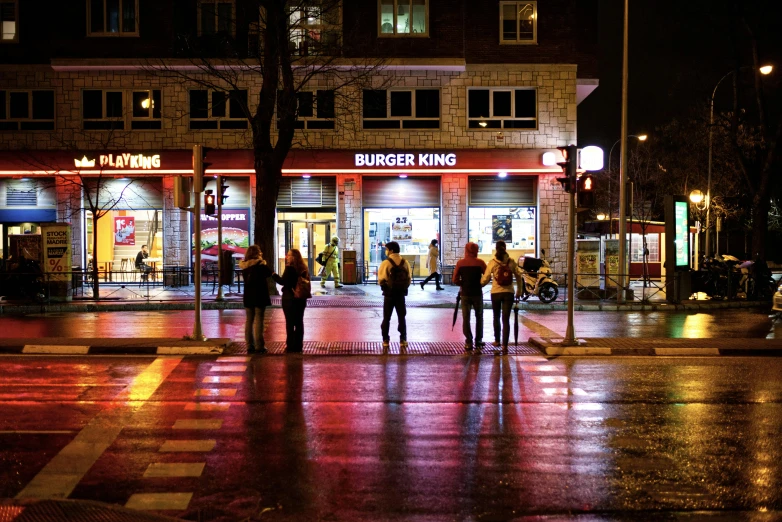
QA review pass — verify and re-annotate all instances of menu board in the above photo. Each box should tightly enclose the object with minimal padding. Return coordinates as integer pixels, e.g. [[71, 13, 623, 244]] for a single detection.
[[492, 215, 512, 242], [193, 209, 250, 262], [391, 216, 413, 242]]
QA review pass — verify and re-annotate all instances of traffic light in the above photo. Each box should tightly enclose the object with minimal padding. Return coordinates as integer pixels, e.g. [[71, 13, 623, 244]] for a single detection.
[[577, 174, 595, 208], [204, 190, 216, 216], [218, 176, 229, 206], [173, 176, 191, 210], [192, 144, 212, 193], [556, 144, 578, 194]]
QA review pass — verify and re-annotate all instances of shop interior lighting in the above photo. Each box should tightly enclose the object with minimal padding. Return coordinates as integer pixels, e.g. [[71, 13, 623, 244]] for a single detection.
[[302, 174, 311, 179], [399, 174, 408, 178], [498, 172, 508, 178]]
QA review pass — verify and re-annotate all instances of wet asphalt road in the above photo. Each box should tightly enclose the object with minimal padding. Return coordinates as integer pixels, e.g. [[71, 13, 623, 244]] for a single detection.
[[2, 354, 782, 520]]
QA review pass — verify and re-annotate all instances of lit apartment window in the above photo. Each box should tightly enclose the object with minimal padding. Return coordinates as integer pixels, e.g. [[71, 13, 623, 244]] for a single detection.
[[500, 1, 536, 44], [1, 0, 18, 42], [189, 89, 248, 130], [0, 90, 55, 131], [87, 0, 139, 36], [468, 88, 537, 129], [82, 89, 162, 130], [363, 88, 439, 129], [289, 1, 340, 56], [198, 0, 235, 36], [277, 89, 336, 130], [378, 0, 427, 37]]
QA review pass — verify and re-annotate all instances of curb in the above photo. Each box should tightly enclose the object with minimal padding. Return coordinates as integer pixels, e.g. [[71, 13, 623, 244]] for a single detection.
[[0, 340, 228, 356], [529, 337, 782, 356]]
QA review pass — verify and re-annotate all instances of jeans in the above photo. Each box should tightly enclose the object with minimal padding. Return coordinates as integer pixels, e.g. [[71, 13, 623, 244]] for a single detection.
[[244, 306, 266, 350], [381, 293, 407, 341], [421, 272, 441, 287], [461, 295, 484, 344], [491, 292, 515, 347], [282, 298, 307, 351]]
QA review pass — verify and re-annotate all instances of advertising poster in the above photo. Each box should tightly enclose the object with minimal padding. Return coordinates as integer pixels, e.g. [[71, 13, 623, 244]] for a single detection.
[[42, 224, 72, 282], [674, 201, 690, 267], [492, 215, 512, 242], [114, 216, 135, 246], [604, 239, 619, 288], [193, 209, 250, 263], [391, 216, 413, 242], [576, 240, 600, 288]]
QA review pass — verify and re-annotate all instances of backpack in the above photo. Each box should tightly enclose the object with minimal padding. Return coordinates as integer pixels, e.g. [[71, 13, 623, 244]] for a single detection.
[[387, 258, 411, 290], [494, 260, 514, 286], [293, 271, 312, 299]]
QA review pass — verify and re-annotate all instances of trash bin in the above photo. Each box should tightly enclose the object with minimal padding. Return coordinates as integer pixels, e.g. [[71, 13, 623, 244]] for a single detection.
[[342, 250, 357, 284], [72, 266, 83, 289], [220, 250, 235, 285]]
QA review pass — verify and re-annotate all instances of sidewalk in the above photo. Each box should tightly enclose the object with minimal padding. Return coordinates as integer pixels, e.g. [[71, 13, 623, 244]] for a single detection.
[[0, 498, 179, 522]]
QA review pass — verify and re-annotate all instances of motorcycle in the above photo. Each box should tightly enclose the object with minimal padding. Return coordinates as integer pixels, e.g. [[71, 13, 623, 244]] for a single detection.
[[518, 250, 559, 304]]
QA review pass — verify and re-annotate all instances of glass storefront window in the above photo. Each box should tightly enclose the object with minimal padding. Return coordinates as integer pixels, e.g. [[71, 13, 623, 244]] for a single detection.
[[364, 207, 440, 280], [468, 206, 536, 264], [86, 209, 163, 276]]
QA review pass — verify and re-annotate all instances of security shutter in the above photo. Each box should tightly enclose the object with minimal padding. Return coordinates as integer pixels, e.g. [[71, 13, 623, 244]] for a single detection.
[[469, 177, 535, 206], [277, 177, 336, 208], [6, 181, 37, 206], [362, 177, 440, 208]]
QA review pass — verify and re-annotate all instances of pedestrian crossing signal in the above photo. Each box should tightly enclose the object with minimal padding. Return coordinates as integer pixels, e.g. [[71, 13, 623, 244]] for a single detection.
[[577, 175, 595, 208], [204, 191, 216, 216]]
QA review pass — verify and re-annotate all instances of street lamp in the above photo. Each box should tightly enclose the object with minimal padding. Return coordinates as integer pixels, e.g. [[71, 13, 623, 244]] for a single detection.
[[606, 134, 647, 236], [705, 64, 773, 257]]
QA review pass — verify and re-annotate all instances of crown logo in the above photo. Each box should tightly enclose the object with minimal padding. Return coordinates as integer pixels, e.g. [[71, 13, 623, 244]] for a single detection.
[[74, 155, 96, 168]]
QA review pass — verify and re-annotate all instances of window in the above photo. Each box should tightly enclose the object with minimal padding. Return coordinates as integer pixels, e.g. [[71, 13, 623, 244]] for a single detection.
[[198, 0, 234, 36], [467, 88, 537, 129], [1, 0, 17, 42], [378, 0, 427, 37], [189, 89, 248, 130], [278, 90, 335, 130], [82, 89, 162, 130], [500, 1, 536, 44], [631, 234, 660, 263], [87, 0, 138, 36], [289, 1, 340, 56], [362, 88, 439, 129], [0, 90, 55, 131]]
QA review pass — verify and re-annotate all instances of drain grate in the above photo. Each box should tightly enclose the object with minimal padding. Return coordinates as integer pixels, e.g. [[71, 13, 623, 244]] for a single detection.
[[230, 341, 541, 356]]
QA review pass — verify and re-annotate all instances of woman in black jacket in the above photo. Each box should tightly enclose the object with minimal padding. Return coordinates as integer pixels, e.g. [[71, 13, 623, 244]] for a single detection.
[[272, 248, 309, 353], [238, 245, 272, 354]]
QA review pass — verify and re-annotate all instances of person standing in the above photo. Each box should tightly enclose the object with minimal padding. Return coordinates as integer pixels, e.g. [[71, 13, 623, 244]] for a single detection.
[[135, 244, 152, 281], [319, 236, 343, 288], [272, 249, 310, 353], [377, 241, 411, 349], [238, 245, 272, 354], [420, 239, 443, 290], [480, 240, 522, 350], [453, 242, 487, 351]]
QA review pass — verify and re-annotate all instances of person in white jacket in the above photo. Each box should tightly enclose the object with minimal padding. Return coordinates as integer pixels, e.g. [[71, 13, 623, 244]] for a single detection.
[[419, 239, 443, 290], [377, 241, 411, 349], [480, 240, 523, 349]]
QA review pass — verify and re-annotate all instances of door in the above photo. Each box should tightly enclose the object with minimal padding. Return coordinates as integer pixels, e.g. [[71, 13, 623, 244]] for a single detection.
[[282, 221, 336, 279]]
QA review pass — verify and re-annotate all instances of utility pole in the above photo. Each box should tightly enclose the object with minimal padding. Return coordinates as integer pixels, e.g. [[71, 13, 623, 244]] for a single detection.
[[216, 174, 224, 301]]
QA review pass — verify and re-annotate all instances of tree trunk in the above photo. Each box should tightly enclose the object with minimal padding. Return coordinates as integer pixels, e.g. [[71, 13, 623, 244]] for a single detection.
[[92, 213, 100, 298], [751, 191, 770, 261]]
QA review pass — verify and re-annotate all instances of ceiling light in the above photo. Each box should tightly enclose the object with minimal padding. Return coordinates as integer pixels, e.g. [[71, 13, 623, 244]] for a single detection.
[[498, 172, 508, 178], [302, 174, 311, 179], [399, 174, 408, 179]]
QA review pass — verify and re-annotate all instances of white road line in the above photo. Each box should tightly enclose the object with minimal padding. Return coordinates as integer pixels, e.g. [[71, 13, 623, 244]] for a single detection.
[[208, 365, 247, 372], [159, 440, 216, 452], [126, 492, 193, 510], [216, 356, 251, 363], [22, 346, 90, 354], [172, 419, 223, 430], [143, 462, 205, 478], [194, 388, 237, 397], [157, 346, 222, 355], [202, 376, 243, 384], [184, 402, 232, 411]]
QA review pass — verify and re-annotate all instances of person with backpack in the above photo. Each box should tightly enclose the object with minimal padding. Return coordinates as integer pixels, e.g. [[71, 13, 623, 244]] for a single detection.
[[480, 240, 523, 350], [238, 245, 272, 354], [319, 236, 343, 288], [453, 242, 487, 351], [377, 241, 411, 349], [420, 239, 444, 290], [272, 248, 311, 353]]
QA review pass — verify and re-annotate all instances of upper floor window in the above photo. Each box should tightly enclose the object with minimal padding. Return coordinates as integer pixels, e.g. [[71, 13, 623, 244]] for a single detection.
[[189, 89, 248, 130], [278, 90, 336, 130], [500, 1, 536, 44], [87, 0, 138, 36], [289, 1, 340, 56], [378, 0, 427, 37], [363, 88, 439, 129], [468, 88, 537, 129], [0, 90, 55, 131], [198, 0, 235, 36], [1, 0, 18, 42], [82, 89, 161, 130]]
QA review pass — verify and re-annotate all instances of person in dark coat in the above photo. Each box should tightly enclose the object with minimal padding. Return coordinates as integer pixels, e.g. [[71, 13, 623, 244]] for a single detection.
[[453, 242, 487, 350], [238, 245, 272, 354], [272, 248, 309, 353]]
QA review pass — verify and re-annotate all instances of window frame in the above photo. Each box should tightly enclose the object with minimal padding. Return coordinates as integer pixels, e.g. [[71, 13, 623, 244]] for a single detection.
[[188, 89, 249, 130], [499, 1, 537, 45], [362, 88, 440, 130], [197, 0, 236, 37], [377, 0, 429, 38], [467, 87, 538, 130], [82, 89, 163, 131], [277, 89, 337, 130], [0, 89, 56, 131], [86, 0, 139, 37], [1, 0, 18, 43], [288, 1, 342, 56]]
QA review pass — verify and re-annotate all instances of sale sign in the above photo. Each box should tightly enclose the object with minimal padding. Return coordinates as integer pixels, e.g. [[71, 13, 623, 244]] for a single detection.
[[42, 224, 72, 282], [114, 216, 136, 245]]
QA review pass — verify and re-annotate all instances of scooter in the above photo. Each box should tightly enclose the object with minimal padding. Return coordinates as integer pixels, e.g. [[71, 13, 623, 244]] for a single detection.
[[518, 250, 559, 304]]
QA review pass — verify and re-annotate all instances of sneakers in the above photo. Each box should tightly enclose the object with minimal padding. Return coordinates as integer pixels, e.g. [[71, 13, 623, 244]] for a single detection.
[[420, 282, 425, 290], [400, 340, 408, 348], [335, 284, 344, 288], [475, 341, 485, 348], [436, 286, 445, 291], [492, 341, 501, 347], [382, 340, 390, 349], [464, 342, 474, 351]]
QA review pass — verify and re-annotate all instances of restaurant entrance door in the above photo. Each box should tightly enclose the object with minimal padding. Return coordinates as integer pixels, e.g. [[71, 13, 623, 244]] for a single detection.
[[278, 220, 336, 278]]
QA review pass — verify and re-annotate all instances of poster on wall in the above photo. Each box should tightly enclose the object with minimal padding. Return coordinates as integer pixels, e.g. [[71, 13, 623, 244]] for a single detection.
[[114, 216, 135, 245], [42, 224, 72, 282], [391, 216, 413, 242], [193, 209, 250, 263], [492, 215, 512, 242]]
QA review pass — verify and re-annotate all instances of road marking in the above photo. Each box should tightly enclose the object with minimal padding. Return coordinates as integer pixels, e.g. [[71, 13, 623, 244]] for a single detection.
[[184, 402, 232, 411], [15, 357, 183, 500], [216, 356, 251, 363], [126, 492, 193, 510], [143, 462, 205, 478], [173, 419, 223, 430], [655, 348, 720, 356], [159, 440, 216, 452], [0, 383, 125, 387], [157, 346, 222, 355], [202, 376, 243, 384], [519, 316, 561, 339], [531, 376, 568, 383], [194, 388, 237, 397], [22, 345, 90, 354], [208, 365, 247, 372], [541, 388, 569, 396], [572, 403, 603, 410], [0, 430, 75, 434], [513, 356, 550, 362], [520, 365, 560, 372]]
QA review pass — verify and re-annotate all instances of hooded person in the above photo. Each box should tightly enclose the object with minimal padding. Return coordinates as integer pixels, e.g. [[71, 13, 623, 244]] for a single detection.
[[480, 240, 523, 350], [453, 242, 488, 350], [319, 236, 343, 288], [238, 245, 273, 354]]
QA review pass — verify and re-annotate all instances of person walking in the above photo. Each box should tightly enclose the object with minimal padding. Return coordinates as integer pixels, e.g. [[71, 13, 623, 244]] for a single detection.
[[420, 239, 443, 290], [238, 245, 272, 354], [480, 240, 522, 350], [453, 242, 487, 351], [272, 249, 310, 353], [377, 241, 411, 349], [319, 236, 342, 288]]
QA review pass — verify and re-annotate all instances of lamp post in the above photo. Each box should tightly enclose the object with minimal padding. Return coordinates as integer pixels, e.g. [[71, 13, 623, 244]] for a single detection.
[[607, 134, 646, 237], [705, 64, 773, 257], [689, 190, 705, 270]]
